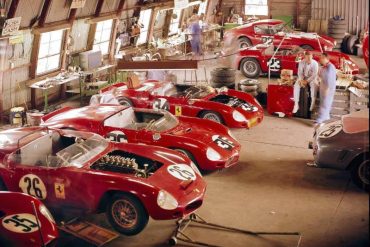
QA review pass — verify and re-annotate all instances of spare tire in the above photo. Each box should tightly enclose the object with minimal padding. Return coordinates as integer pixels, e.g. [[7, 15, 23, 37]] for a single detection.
[[329, 19, 347, 25], [240, 84, 258, 92], [212, 76, 235, 84], [211, 68, 236, 77]]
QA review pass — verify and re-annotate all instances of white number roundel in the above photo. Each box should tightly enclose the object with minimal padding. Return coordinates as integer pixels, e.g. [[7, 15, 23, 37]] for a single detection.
[[167, 164, 196, 181], [2, 213, 40, 233], [318, 122, 342, 139], [19, 174, 47, 200]]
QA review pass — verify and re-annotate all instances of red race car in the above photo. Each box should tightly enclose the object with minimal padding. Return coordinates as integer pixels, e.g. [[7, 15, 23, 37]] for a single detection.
[[224, 19, 336, 51], [96, 82, 264, 129], [232, 45, 359, 78], [0, 127, 206, 236], [0, 192, 58, 247], [41, 105, 241, 171], [363, 31, 369, 69]]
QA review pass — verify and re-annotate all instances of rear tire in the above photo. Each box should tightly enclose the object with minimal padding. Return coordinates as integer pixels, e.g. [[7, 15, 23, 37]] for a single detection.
[[350, 154, 369, 191], [106, 193, 149, 236], [239, 37, 252, 48], [117, 97, 133, 107], [240, 58, 261, 78], [199, 111, 223, 124]]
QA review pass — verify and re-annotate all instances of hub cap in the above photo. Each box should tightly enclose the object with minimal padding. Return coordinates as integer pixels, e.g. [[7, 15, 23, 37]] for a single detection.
[[112, 199, 138, 228], [243, 61, 257, 75]]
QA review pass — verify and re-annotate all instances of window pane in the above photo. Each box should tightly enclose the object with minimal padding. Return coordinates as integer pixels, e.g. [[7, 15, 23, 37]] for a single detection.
[[94, 19, 113, 53], [46, 55, 60, 71], [40, 32, 51, 44], [49, 30, 63, 41], [95, 31, 102, 43], [137, 9, 153, 45], [101, 29, 112, 41], [49, 40, 62, 55], [38, 43, 50, 58], [37, 58, 47, 74]]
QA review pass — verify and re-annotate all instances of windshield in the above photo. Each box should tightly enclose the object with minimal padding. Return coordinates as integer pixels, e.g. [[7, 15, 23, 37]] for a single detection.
[[184, 86, 215, 99], [56, 136, 108, 168], [147, 113, 179, 132]]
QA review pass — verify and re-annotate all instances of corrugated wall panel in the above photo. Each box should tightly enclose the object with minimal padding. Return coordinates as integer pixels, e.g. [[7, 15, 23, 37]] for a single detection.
[[76, 0, 99, 18], [70, 20, 90, 53], [311, 0, 369, 34], [101, 0, 120, 13], [46, 0, 71, 23], [14, 0, 44, 28]]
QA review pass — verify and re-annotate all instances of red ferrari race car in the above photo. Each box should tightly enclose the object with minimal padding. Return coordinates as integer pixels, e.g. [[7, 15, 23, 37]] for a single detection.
[[0, 127, 206, 236], [223, 19, 336, 51], [41, 105, 241, 171], [96, 82, 264, 129], [231, 45, 359, 78], [0, 192, 58, 247]]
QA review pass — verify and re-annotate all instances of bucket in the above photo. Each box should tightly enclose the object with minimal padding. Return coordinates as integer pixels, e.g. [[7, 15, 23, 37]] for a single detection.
[[10, 107, 26, 126], [26, 110, 45, 126]]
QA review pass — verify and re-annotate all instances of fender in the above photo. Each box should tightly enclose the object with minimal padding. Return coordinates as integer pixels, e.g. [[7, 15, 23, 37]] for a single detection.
[[191, 100, 234, 117], [42, 107, 73, 122]]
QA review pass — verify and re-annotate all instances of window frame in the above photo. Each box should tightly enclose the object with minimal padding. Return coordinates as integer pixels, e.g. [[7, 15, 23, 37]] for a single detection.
[[137, 8, 153, 45], [36, 29, 65, 76], [92, 19, 114, 56], [245, 0, 269, 16]]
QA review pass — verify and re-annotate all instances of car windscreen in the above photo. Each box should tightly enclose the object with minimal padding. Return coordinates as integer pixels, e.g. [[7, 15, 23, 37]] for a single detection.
[[147, 113, 179, 132], [56, 136, 108, 168]]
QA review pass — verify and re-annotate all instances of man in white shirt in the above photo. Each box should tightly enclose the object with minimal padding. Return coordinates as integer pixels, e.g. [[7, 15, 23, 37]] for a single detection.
[[293, 51, 319, 113]]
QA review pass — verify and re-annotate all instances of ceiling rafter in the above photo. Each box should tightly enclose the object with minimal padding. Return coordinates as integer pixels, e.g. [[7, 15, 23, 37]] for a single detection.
[[38, 0, 53, 27], [7, 0, 20, 19], [95, 0, 105, 17]]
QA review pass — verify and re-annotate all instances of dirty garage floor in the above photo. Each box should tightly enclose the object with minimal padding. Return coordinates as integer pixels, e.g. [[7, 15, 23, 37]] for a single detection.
[[58, 113, 369, 247]]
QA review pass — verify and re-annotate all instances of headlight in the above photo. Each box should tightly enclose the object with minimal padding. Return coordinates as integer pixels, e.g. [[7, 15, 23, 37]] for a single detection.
[[190, 161, 202, 177], [228, 130, 237, 140], [206, 147, 221, 161], [232, 110, 247, 122], [157, 190, 178, 210], [39, 204, 55, 224]]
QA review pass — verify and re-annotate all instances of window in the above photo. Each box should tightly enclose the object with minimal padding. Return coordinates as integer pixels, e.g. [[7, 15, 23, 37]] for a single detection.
[[245, 0, 268, 16], [93, 19, 113, 55], [169, 9, 182, 35], [37, 30, 64, 75], [137, 9, 153, 45], [198, 0, 208, 15]]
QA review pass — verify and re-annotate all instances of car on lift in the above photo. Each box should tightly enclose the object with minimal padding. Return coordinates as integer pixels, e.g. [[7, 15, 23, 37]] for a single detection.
[[95, 81, 264, 129], [309, 110, 369, 191], [223, 19, 336, 51], [231, 44, 359, 78], [0, 191, 58, 247], [41, 105, 241, 171], [0, 127, 206, 235]]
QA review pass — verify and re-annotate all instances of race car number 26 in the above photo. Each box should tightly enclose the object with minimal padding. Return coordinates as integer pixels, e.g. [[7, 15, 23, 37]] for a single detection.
[[167, 164, 196, 181], [19, 174, 47, 200], [2, 214, 39, 234]]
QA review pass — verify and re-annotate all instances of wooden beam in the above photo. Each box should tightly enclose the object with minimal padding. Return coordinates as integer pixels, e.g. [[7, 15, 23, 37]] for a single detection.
[[117, 0, 126, 16], [68, 8, 78, 23], [7, 0, 20, 19], [39, 0, 53, 27], [95, 0, 105, 17], [86, 23, 97, 50], [32, 21, 71, 34], [117, 60, 198, 70], [109, 19, 119, 63], [29, 34, 41, 79]]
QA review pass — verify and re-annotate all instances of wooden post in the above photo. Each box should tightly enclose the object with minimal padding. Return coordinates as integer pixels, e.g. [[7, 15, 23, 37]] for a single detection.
[[147, 8, 158, 47], [86, 23, 97, 51], [109, 19, 119, 62]]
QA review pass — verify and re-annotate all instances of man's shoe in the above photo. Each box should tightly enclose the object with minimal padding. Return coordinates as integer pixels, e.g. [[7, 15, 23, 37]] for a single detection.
[[292, 104, 299, 114]]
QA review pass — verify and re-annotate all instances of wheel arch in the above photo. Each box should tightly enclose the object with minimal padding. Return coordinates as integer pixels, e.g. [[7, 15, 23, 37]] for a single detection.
[[346, 152, 369, 170], [97, 190, 149, 214], [197, 110, 226, 124]]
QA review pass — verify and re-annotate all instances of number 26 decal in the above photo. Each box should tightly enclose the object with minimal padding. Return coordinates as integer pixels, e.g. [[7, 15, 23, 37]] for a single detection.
[[19, 174, 47, 200]]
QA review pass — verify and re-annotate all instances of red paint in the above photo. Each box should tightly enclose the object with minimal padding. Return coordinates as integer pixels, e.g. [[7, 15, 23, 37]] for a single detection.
[[267, 84, 295, 117]]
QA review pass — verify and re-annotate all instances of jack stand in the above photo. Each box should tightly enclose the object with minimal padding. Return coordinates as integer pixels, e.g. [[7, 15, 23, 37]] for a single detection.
[[168, 213, 302, 247]]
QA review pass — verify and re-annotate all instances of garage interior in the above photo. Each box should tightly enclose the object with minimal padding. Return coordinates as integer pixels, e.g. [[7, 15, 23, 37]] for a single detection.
[[0, 0, 368, 247]]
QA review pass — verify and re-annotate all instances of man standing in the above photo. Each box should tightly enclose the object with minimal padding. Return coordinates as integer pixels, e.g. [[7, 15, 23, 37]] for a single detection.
[[188, 14, 202, 57], [293, 51, 319, 113], [316, 53, 337, 123]]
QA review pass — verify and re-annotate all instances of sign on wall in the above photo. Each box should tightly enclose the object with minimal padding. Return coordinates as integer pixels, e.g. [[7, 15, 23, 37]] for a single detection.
[[71, 0, 86, 9], [175, 0, 189, 9], [2, 17, 21, 36]]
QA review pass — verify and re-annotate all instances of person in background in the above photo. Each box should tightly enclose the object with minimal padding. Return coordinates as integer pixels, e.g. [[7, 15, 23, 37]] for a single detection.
[[100, 87, 119, 105], [316, 53, 337, 124], [292, 51, 319, 113], [188, 14, 202, 57]]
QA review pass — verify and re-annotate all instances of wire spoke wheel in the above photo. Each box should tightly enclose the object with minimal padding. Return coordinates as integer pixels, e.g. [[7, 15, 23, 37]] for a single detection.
[[243, 61, 258, 75], [112, 199, 138, 229], [202, 112, 222, 123]]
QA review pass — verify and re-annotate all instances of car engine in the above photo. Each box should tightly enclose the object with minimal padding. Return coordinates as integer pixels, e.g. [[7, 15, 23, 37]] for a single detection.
[[91, 151, 162, 178]]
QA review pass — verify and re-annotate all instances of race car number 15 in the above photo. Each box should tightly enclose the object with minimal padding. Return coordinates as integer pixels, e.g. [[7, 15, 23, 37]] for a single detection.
[[19, 174, 47, 200]]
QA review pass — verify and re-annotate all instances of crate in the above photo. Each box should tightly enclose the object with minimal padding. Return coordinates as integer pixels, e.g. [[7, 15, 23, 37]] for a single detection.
[[349, 88, 369, 112]]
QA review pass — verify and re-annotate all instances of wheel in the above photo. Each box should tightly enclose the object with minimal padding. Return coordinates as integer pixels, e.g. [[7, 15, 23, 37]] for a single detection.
[[240, 84, 258, 92], [300, 45, 314, 50], [328, 27, 347, 34], [117, 97, 133, 107], [350, 154, 369, 191], [174, 148, 198, 166], [106, 193, 149, 236], [343, 35, 358, 55], [240, 58, 261, 78], [168, 237, 177, 246], [0, 178, 7, 191], [211, 76, 235, 84], [199, 111, 223, 124], [239, 37, 252, 48]]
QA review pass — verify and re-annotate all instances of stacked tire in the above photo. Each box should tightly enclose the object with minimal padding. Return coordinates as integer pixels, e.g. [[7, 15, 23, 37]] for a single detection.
[[211, 68, 236, 88], [238, 79, 260, 97], [328, 18, 347, 49]]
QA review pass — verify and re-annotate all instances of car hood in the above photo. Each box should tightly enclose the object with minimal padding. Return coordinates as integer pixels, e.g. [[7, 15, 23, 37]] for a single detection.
[[167, 120, 216, 143], [342, 110, 369, 134]]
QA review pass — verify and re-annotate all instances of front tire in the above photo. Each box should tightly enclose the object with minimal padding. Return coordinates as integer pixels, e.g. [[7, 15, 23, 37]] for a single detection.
[[199, 111, 223, 124], [239, 37, 252, 48], [106, 193, 149, 236], [240, 58, 261, 78], [117, 97, 133, 107], [350, 155, 369, 191]]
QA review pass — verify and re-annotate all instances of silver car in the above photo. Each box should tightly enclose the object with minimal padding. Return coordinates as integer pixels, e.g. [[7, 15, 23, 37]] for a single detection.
[[310, 110, 369, 191]]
